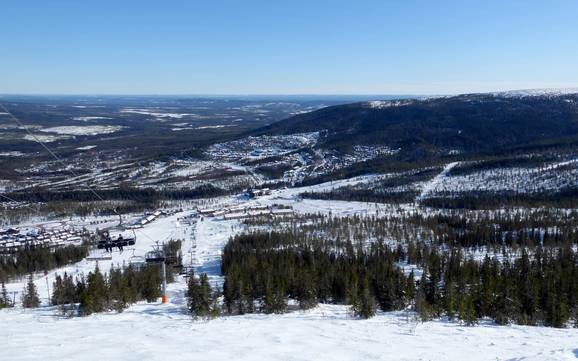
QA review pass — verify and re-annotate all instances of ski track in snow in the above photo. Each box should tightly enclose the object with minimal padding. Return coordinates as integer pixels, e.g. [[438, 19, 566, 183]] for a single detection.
[[2, 182, 578, 360], [416, 161, 459, 202]]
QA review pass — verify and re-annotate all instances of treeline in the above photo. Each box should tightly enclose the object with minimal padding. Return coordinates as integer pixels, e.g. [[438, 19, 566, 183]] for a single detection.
[[301, 189, 416, 204], [51, 264, 163, 315], [0, 244, 89, 282], [1, 183, 228, 220], [219, 232, 578, 327], [404, 212, 578, 248], [244, 210, 578, 252], [447, 155, 556, 176], [423, 188, 578, 210], [301, 183, 578, 210], [408, 243, 578, 327], [1, 184, 226, 204], [221, 232, 407, 318]]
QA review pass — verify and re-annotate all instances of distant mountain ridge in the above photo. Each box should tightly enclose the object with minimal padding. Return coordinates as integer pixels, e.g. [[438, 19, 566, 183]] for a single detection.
[[252, 91, 578, 156]]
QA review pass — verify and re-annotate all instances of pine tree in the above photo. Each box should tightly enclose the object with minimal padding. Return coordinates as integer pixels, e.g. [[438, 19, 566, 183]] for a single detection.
[[272, 283, 287, 314], [347, 274, 359, 307], [297, 272, 317, 310], [80, 265, 109, 315], [108, 267, 128, 312], [0, 281, 11, 308], [242, 278, 255, 314], [406, 271, 416, 302], [121, 265, 138, 304], [459, 295, 478, 326], [210, 289, 221, 318], [444, 281, 457, 321], [188, 273, 213, 318], [199, 274, 213, 316], [222, 274, 235, 314], [352, 276, 376, 319], [415, 286, 433, 322], [263, 278, 276, 314], [138, 265, 162, 302], [22, 274, 40, 308], [51, 274, 65, 306]]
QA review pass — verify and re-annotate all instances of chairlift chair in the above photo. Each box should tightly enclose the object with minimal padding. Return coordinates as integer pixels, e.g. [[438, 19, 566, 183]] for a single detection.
[[128, 250, 146, 269], [145, 250, 165, 263], [86, 250, 113, 261], [179, 266, 194, 276]]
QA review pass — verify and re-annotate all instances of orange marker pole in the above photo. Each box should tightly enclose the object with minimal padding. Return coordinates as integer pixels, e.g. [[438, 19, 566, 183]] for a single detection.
[[161, 261, 168, 303]]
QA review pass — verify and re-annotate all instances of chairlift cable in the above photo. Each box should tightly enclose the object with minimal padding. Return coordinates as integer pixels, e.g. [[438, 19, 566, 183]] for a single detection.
[[0, 193, 40, 212], [1, 103, 172, 253], [0, 103, 117, 212]]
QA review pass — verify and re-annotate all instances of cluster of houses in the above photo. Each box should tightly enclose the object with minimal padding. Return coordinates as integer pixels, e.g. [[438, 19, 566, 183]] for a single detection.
[[198, 203, 293, 221], [127, 210, 167, 229], [0, 227, 84, 253]]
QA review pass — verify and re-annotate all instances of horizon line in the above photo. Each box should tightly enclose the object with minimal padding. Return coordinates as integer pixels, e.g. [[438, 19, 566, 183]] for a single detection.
[[1, 87, 578, 98]]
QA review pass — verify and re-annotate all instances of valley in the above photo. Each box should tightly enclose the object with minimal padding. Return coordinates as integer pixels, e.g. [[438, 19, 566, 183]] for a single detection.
[[1, 91, 578, 361]]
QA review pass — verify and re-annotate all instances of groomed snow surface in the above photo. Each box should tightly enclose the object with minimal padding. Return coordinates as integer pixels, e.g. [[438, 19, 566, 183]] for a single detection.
[[2, 303, 577, 361], [1, 186, 578, 360]]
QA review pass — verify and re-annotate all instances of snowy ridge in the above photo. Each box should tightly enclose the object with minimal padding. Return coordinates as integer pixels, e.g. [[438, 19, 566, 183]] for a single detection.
[[366, 99, 415, 109], [492, 88, 578, 98]]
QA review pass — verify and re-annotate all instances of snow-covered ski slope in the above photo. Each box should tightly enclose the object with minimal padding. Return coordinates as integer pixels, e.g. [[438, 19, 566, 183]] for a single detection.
[[2, 182, 578, 361], [2, 304, 577, 361], [416, 161, 459, 202]]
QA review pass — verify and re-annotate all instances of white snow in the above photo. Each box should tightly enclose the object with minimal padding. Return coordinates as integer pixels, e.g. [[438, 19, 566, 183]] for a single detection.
[[493, 88, 578, 97], [72, 116, 112, 121], [76, 145, 97, 150], [416, 161, 459, 201], [0, 151, 25, 157], [39, 126, 125, 136], [1, 303, 577, 361], [420, 159, 578, 196], [367, 100, 415, 109], [193, 125, 234, 130], [23, 134, 72, 143], [120, 108, 195, 119]]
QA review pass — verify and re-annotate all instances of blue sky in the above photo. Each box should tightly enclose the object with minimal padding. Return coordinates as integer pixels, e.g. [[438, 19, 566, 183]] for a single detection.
[[1, 0, 577, 95]]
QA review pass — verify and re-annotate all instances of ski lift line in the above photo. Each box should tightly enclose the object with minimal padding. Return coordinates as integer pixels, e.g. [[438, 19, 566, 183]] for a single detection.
[[135, 228, 157, 243], [0, 103, 150, 235], [0, 103, 118, 214], [2, 103, 171, 247]]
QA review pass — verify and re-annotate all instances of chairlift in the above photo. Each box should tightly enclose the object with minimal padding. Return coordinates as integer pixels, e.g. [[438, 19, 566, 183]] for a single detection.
[[128, 249, 145, 264], [96, 229, 136, 252], [145, 249, 165, 263], [179, 266, 194, 276], [86, 251, 113, 261]]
